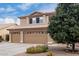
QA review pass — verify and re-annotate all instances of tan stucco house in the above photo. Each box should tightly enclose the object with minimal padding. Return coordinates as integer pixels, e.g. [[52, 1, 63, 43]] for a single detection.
[[8, 12, 54, 44], [0, 23, 17, 41]]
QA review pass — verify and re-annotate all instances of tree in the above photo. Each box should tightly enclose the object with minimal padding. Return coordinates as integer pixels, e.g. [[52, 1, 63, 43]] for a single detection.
[[48, 3, 79, 51]]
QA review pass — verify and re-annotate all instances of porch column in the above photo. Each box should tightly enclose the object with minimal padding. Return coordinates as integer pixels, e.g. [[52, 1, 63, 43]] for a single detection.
[[9, 33, 11, 42], [47, 33, 53, 45], [20, 31, 23, 43]]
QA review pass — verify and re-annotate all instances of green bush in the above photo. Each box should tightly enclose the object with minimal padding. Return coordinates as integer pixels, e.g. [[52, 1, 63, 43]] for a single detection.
[[26, 45, 48, 54], [36, 45, 48, 52]]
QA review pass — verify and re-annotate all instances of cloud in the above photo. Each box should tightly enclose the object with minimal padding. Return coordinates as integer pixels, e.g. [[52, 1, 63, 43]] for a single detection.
[[4, 17, 15, 24], [0, 18, 4, 24], [0, 8, 5, 11], [37, 4, 57, 12], [0, 6, 16, 13], [18, 3, 33, 10], [6, 6, 16, 12], [0, 3, 57, 25], [16, 18, 20, 25], [37, 8, 55, 12], [0, 17, 20, 25]]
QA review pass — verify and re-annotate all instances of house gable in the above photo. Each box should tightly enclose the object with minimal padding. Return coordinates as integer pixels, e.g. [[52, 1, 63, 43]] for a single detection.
[[29, 12, 44, 17]]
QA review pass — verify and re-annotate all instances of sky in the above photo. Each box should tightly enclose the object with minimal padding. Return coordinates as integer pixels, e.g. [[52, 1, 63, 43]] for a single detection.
[[0, 3, 58, 25]]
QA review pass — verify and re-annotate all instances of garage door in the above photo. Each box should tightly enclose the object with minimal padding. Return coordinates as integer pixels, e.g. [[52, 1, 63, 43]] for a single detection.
[[11, 32, 20, 43], [23, 31, 48, 44]]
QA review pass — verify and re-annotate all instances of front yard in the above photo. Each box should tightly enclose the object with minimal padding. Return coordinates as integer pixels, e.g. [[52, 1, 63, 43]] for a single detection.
[[16, 44, 79, 56], [0, 42, 79, 56]]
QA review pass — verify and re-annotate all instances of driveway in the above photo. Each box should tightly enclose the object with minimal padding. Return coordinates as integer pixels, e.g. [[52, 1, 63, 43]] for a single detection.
[[0, 42, 41, 56]]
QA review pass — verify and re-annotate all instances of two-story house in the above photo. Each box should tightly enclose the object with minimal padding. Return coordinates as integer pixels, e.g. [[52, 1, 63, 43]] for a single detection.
[[8, 12, 54, 44]]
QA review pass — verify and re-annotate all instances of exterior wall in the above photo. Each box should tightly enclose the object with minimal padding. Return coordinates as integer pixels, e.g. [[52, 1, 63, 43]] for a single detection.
[[20, 15, 49, 26], [43, 15, 49, 24], [20, 17, 29, 25]]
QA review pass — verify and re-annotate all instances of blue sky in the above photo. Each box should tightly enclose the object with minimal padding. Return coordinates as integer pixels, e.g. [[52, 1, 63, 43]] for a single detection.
[[0, 3, 58, 25]]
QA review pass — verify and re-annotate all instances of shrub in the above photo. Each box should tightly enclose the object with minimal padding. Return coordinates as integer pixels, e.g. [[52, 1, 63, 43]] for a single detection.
[[47, 51, 54, 56], [36, 45, 48, 52], [27, 47, 35, 53], [26, 45, 48, 54]]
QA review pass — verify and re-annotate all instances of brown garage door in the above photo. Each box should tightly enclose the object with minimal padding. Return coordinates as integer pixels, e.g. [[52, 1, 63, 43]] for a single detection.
[[11, 32, 20, 43], [23, 31, 48, 44]]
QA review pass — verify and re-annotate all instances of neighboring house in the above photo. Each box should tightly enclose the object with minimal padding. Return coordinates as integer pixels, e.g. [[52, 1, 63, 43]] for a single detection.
[[0, 23, 17, 41], [8, 12, 55, 44]]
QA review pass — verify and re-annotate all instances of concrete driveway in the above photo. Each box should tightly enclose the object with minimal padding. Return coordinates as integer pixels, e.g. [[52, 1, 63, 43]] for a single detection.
[[0, 42, 40, 56]]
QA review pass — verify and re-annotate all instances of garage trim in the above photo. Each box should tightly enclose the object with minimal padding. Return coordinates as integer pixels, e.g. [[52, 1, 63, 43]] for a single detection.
[[20, 31, 23, 43]]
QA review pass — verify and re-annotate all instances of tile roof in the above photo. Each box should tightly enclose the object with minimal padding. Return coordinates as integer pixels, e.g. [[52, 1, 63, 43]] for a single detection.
[[0, 23, 17, 30], [19, 12, 55, 19], [7, 24, 48, 30]]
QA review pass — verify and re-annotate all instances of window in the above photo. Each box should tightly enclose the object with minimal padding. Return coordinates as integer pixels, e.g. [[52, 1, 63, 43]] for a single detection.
[[36, 17, 40, 23], [29, 17, 44, 24]]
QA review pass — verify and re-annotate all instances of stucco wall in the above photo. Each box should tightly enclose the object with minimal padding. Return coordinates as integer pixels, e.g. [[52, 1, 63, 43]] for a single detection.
[[20, 15, 49, 26], [20, 17, 29, 25]]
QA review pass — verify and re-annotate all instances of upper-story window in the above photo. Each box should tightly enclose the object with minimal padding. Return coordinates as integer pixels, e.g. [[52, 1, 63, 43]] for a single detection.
[[36, 17, 40, 23], [29, 17, 43, 24]]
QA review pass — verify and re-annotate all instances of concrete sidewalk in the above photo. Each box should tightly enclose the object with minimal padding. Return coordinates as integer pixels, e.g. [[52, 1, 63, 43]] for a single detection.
[[0, 42, 40, 56]]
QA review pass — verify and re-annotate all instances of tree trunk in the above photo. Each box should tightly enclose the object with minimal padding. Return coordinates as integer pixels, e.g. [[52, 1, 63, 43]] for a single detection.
[[72, 43, 75, 52]]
